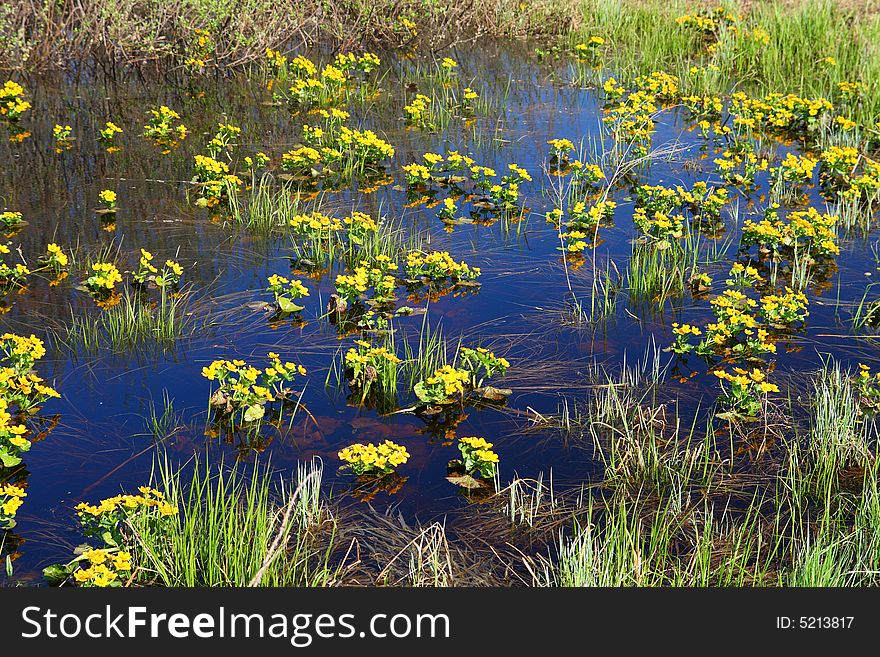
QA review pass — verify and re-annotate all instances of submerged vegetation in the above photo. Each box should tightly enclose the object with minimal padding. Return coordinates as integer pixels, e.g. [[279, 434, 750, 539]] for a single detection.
[[2, 0, 880, 587]]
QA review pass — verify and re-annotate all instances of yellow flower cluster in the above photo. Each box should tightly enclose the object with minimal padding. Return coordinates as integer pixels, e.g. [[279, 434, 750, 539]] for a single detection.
[[203, 353, 306, 420], [288, 211, 344, 236], [283, 147, 321, 171], [713, 144, 769, 186], [676, 13, 718, 32], [265, 352, 308, 379], [338, 440, 410, 474], [165, 260, 183, 277], [748, 27, 771, 45], [75, 487, 176, 518], [85, 262, 123, 295], [336, 257, 398, 304], [345, 341, 401, 368], [73, 549, 132, 587], [0, 242, 30, 283], [633, 207, 685, 242], [727, 262, 764, 287], [399, 17, 417, 34], [697, 286, 777, 357], [143, 105, 188, 152], [730, 91, 833, 135], [682, 95, 723, 118], [569, 161, 605, 186], [836, 115, 857, 131], [99, 121, 122, 146], [0, 482, 26, 522], [821, 145, 858, 172], [266, 273, 309, 309], [337, 126, 395, 161], [402, 162, 432, 185], [321, 63, 347, 85], [425, 364, 470, 397], [633, 71, 679, 100], [820, 146, 880, 202], [98, 189, 117, 208], [457, 436, 499, 478], [0, 80, 31, 124], [53, 124, 73, 152], [343, 211, 379, 235], [289, 55, 318, 78], [0, 211, 22, 227], [602, 88, 659, 154], [266, 47, 287, 71], [335, 268, 369, 297], [759, 288, 808, 325], [0, 336, 42, 368], [742, 205, 838, 257], [713, 367, 779, 393], [672, 323, 701, 337], [459, 436, 499, 464], [183, 28, 214, 71], [267, 274, 308, 297], [547, 138, 575, 155], [201, 358, 253, 381], [0, 396, 31, 460], [0, 331, 59, 489], [194, 153, 229, 176], [558, 200, 615, 251], [855, 364, 880, 410], [773, 152, 817, 185], [192, 153, 241, 207], [404, 94, 434, 128], [405, 250, 481, 282], [508, 163, 532, 182], [602, 77, 625, 98]]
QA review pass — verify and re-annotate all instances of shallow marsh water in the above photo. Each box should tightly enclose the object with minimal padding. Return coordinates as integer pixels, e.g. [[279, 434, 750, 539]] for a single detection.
[[0, 40, 877, 582]]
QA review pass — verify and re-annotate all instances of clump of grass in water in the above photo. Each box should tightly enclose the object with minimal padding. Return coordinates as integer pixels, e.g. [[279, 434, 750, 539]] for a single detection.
[[549, 494, 780, 587], [339, 214, 426, 271], [227, 172, 310, 234], [376, 522, 454, 587], [61, 288, 202, 355], [562, 259, 622, 330], [129, 457, 338, 587], [142, 390, 185, 443], [850, 282, 880, 333], [626, 243, 689, 312], [504, 473, 560, 529], [326, 330, 401, 411], [399, 315, 457, 397], [328, 315, 455, 410], [783, 359, 876, 508]]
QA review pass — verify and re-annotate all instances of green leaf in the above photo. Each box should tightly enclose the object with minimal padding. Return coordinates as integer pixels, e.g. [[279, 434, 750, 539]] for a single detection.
[[42, 564, 72, 585], [277, 297, 304, 313], [413, 382, 433, 403], [716, 410, 760, 423], [0, 449, 22, 468], [244, 404, 265, 423]]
